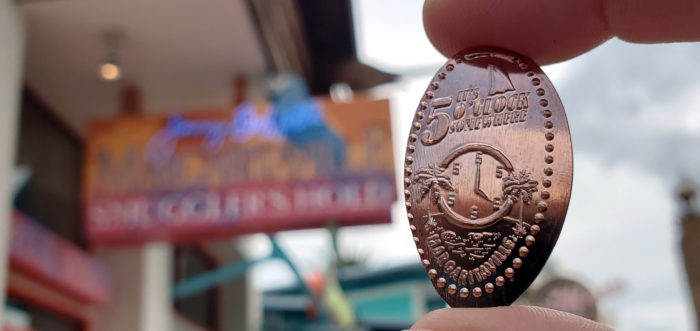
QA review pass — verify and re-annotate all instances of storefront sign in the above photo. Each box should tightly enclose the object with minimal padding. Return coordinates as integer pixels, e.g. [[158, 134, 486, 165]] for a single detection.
[[9, 211, 110, 304], [84, 98, 395, 244]]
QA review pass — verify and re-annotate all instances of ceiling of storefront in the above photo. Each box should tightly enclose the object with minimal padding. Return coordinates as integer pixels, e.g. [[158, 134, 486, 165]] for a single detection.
[[20, 0, 268, 136]]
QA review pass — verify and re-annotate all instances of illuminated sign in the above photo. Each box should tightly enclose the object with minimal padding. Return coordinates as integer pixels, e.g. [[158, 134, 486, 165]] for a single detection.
[[84, 97, 395, 244], [146, 103, 283, 166], [87, 175, 393, 244]]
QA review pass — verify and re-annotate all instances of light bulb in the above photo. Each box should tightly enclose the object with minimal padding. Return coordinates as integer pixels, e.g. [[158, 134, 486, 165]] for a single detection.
[[99, 62, 121, 81]]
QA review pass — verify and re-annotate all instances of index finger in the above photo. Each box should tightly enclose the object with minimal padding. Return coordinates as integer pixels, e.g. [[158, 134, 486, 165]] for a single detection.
[[424, 0, 700, 65], [410, 306, 611, 331]]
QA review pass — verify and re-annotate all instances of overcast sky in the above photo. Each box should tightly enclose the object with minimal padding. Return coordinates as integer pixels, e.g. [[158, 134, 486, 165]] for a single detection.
[[247, 1, 700, 330]]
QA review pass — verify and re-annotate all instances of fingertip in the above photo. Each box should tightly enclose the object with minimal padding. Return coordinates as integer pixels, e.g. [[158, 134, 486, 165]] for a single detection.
[[411, 306, 612, 331], [410, 307, 449, 330], [604, 0, 700, 43], [423, 0, 612, 65]]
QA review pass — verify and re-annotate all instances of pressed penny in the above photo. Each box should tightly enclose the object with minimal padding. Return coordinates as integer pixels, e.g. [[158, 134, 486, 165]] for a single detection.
[[405, 47, 572, 307]]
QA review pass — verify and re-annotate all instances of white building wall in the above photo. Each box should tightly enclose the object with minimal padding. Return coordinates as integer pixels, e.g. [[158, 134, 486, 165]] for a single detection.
[[0, 0, 24, 325], [140, 242, 174, 331], [94, 242, 173, 331]]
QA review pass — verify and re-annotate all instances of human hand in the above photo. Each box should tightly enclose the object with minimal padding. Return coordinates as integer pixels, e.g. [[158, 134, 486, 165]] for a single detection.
[[410, 306, 611, 331], [423, 0, 700, 65]]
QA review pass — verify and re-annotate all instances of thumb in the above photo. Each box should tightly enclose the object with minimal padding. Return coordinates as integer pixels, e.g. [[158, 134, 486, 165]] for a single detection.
[[411, 306, 611, 331]]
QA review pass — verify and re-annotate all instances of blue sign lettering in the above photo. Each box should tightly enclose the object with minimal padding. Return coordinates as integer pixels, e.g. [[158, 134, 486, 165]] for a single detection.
[[145, 101, 346, 167]]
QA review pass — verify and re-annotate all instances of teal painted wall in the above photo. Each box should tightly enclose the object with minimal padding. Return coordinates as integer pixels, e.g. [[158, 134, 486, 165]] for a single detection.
[[353, 292, 413, 323]]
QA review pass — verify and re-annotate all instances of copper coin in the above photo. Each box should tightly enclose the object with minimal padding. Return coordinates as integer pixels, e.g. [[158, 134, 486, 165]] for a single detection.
[[404, 47, 572, 307]]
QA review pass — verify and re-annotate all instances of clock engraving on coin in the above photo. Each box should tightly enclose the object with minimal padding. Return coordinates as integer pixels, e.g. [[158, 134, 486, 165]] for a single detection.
[[404, 47, 572, 307]]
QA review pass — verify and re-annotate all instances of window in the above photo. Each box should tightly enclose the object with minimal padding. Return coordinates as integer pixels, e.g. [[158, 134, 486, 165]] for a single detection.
[[14, 89, 84, 247], [173, 245, 220, 330]]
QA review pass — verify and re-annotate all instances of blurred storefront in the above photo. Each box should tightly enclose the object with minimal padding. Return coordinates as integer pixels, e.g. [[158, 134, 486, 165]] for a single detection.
[[0, 0, 399, 330], [5, 0, 685, 330]]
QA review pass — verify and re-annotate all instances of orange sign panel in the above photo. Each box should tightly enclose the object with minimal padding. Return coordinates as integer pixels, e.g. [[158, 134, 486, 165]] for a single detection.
[[83, 98, 395, 244]]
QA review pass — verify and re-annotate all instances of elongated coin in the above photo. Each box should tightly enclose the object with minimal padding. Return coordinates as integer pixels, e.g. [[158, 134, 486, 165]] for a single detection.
[[404, 47, 572, 307]]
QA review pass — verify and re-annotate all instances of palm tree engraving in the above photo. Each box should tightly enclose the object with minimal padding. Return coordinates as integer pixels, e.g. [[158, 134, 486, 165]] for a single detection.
[[413, 164, 456, 221], [502, 170, 539, 234]]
